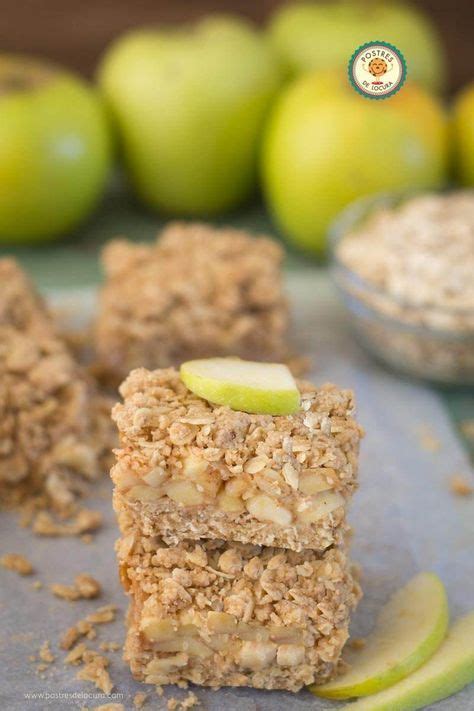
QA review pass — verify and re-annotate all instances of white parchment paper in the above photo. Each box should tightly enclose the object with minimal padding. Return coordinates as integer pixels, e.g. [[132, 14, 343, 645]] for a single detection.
[[1, 272, 473, 710]]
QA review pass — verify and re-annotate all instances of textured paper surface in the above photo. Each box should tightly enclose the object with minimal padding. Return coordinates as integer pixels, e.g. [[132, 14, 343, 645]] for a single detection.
[[1, 272, 473, 710]]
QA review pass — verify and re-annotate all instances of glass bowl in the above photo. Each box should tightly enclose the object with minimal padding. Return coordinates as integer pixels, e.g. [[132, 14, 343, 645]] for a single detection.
[[328, 192, 474, 386]]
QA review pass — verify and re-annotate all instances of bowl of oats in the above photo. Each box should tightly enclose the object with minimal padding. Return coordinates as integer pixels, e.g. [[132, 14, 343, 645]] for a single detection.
[[329, 190, 474, 385]]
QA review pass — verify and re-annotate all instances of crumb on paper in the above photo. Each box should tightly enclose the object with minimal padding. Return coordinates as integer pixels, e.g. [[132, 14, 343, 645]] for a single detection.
[[91, 705, 124, 711], [99, 641, 121, 652], [133, 692, 148, 708], [65, 642, 88, 666], [167, 692, 200, 711], [0, 553, 34, 575], [59, 605, 117, 650], [349, 637, 366, 650], [81, 534, 94, 544], [51, 575, 101, 602], [417, 425, 441, 453], [32, 580, 43, 590], [76, 650, 113, 694], [39, 641, 55, 664], [32, 508, 103, 538], [450, 474, 473, 497], [156, 685, 163, 697]]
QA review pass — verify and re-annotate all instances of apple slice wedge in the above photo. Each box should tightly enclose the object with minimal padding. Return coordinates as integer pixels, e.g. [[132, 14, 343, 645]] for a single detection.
[[310, 572, 448, 700], [344, 611, 474, 710], [179, 358, 300, 415]]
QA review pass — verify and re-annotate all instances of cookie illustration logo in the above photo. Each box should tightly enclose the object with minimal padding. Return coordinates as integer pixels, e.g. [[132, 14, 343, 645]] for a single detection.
[[349, 41, 406, 99]]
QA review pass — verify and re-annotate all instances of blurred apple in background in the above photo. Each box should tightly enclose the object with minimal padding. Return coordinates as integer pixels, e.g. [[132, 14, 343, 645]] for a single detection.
[[98, 16, 282, 216], [0, 55, 111, 244], [267, 0, 446, 94], [452, 83, 474, 186], [261, 72, 448, 256]]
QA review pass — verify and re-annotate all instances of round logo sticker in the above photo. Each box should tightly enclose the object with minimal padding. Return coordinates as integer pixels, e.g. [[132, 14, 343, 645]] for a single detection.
[[348, 41, 407, 99]]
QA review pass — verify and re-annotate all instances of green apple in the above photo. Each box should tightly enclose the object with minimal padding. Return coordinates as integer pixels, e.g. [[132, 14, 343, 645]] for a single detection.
[[452, 82, 474, 186], [261, 71, 448, 256], [267, 0, 446, 94], [0, 55, 112, 244], [343, 610, 474, 710], [98, 16, 282, 216], [311, 572, 448, 699], [180, 358, 300, 415]]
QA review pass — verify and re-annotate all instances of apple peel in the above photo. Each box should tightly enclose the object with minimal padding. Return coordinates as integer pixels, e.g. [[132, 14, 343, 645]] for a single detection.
[[344, 610, 474, 710]]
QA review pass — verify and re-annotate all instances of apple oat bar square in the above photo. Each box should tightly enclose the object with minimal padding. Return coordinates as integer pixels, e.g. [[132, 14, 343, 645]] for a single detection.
[[0, 259, 111, 512], [111, 367, 362, 553], [116, 515, 361, 691], [94, 222, 289, 385]]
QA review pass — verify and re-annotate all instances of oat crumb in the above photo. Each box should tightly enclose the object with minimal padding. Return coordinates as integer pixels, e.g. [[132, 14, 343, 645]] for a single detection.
[[93, 705, 124, 711], [450, 474, 473, 497], [155, 685, 163, 696], [181, 692, 199, 709], [75, 573, 102, 599], [64, 642, 88, 666], [39, 640, 55, 664], [76, 650, 113, 694], [99, 641, 121, 652], [32, 580, 43, 590], [417, 425, 441, 453], [1, 553, 34, 575], [51, 583, 80, 601], [133, 692, 148, 708]]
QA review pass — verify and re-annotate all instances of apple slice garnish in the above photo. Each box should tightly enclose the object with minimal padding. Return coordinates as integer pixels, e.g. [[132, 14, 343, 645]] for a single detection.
[[310, 572, 448, 700], [343, 611, 474, 710], [180, 358, 300, 415]]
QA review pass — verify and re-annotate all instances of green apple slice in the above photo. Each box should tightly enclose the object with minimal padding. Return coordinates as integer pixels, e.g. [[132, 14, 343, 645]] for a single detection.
[[179, 358, 300, 415], [344, 611, 474, 710], [310, 572, 448, 699]]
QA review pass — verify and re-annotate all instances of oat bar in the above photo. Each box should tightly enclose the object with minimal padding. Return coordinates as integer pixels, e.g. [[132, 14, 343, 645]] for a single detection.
[[116, 515, 361, 691], [111, 367, 362, 553], [94, 223, 289, 384], [0, 259, 110, 511]]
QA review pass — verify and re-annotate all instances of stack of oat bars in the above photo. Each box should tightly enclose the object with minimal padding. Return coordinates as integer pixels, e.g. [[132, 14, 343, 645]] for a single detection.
[[111, 367, 363, 691]]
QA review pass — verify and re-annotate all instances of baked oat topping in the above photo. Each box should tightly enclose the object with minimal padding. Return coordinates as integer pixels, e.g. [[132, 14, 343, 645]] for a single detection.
[[94, 222, 289, 384]]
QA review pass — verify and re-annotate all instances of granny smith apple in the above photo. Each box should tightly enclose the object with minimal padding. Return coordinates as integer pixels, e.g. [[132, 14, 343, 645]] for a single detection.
[[344, 610, 474, 710], [267, 0, 446, 94], [180, 358, 300, 415], [261, 71, 448, 256], [0, 55, 112, 244], [452, 82, 474, 186], [98, 16, 282, 216], [311, 572, 448, 699]]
